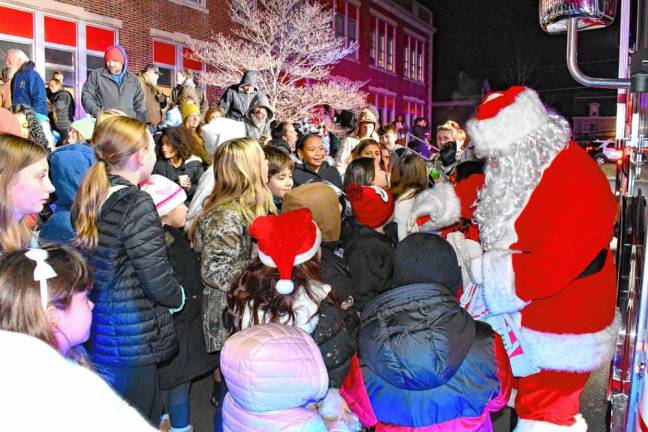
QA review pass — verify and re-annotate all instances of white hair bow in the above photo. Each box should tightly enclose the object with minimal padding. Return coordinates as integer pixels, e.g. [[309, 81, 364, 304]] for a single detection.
[[25, 249, 58, 311]]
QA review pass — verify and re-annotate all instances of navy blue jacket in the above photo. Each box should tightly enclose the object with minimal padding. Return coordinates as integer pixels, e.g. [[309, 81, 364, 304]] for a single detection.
[[11, 61, 47, 115]]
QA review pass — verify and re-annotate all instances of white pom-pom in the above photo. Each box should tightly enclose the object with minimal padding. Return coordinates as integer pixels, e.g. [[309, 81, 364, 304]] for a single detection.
[[276, 279, 294, 295]]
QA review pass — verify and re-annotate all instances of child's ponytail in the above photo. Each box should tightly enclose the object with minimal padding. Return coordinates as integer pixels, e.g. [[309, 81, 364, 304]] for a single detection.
[[72, 161, 111, 252], [71, 115, 149, 252]]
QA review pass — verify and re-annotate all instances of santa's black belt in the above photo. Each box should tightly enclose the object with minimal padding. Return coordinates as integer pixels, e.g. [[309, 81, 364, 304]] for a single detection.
[[576, 249, 608, 280]]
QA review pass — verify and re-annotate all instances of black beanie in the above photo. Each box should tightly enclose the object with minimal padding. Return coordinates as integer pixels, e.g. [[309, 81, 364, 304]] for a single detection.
[[392, 233, 461, 293]]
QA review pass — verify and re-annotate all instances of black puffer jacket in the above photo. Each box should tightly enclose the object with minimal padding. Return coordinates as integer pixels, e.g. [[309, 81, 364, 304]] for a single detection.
[[218, 70, 259, 121], [312, 297, 358, 388], [153, 156, 205, 203], [341, 217, 396, 313], [86, 175, 182, 367]]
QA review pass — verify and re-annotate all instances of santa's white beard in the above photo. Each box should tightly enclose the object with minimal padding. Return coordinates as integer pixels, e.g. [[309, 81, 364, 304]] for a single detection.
[[475, 114, 570, 251]]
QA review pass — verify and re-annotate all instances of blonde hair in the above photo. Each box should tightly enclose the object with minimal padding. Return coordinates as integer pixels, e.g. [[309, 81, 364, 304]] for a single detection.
[[72, 116, 149, 251], [0, 134, 48, 251], [96, 108, 127, 126], [191, 138, 275, 236]]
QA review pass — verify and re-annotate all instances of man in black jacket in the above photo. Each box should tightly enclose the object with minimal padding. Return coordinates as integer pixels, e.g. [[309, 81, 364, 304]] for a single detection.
[[81, 45, 146, 121], [47, 77, 75, 143]]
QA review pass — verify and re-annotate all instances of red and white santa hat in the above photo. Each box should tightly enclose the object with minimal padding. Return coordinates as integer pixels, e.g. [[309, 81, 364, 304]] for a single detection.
[[249, 208, 322, 295], [466, 86, 550, 155]]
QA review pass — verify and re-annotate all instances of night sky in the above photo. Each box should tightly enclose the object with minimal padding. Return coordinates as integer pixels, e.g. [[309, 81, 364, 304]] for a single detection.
[[425, 1, 624, 117]]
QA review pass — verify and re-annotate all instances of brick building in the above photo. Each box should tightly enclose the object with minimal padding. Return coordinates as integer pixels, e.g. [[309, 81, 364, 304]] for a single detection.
[[0, 0, 433, 124]]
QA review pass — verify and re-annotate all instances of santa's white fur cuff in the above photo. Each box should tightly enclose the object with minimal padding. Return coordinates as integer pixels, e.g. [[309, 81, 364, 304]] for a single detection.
[[515, 414, 587, 432], [408, 182, 461, 232], [520, 311, 621, 372], [482, 249, 528, 314]]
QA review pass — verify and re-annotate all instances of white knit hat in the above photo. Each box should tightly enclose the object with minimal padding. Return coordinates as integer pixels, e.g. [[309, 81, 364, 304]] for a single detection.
[[140, 174, 187, 217]]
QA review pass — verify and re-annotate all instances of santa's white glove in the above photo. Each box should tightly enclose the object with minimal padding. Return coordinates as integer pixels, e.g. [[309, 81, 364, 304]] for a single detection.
[[407, 183, 461, 233], [447, 232, 484, 286]]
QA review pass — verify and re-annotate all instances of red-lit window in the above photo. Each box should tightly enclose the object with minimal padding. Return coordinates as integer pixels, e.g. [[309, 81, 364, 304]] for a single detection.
[[44, 16, 76, 47], [86, 26, 114, 52], [182, 47, 202, 71], [371, 92, 396, 124], [0, 6, 33, 39]]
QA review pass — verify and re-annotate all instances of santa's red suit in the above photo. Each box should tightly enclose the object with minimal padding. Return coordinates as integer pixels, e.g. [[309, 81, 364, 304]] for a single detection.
[[419, 87, 620, 431]]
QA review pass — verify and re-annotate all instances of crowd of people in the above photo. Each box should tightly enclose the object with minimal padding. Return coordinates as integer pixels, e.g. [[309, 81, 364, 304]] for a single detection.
[[0, 42, 619, 432]]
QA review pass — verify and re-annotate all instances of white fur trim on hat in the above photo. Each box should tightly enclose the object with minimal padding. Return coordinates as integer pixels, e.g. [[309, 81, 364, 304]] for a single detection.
[[519, 311, 621, 372], [466, 88, 550, 156], [408, 183, 461, 232], [515, 414, 587, 432], [482, 249, 529, 314]]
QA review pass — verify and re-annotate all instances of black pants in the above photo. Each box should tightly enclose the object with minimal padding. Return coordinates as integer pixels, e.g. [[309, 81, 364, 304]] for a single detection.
[[105, 363, 162, 426]]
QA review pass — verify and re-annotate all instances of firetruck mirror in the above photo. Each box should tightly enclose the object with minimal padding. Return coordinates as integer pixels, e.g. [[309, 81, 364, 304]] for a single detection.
[[540, 0, 618, 34]]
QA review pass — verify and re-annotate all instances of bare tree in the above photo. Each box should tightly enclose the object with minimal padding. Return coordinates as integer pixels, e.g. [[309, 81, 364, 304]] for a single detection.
[[188, 0, 367, 123]]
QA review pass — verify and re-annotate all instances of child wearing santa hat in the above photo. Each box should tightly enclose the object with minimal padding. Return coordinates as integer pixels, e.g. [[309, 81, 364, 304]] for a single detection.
[[141, 174, 215, 432], [224, 208, 333, 335], [341, 184, 396, 313]]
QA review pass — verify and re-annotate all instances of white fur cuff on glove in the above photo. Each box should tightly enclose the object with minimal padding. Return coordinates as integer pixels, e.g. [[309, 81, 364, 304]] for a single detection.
[[482, 249, 529, 314], [408, 183, 461, 232]]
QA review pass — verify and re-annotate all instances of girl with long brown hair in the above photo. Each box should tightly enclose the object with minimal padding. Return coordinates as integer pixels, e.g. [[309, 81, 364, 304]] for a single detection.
[[71, 115, 182, 424], [391, 154, 429, 240], [0, 244, 93, 365], [0, 133, 54, 252], [225, 208, 332, 334]]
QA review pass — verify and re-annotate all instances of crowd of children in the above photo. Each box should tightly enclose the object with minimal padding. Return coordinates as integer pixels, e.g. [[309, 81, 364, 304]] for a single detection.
[[0, 81, 518, 432]]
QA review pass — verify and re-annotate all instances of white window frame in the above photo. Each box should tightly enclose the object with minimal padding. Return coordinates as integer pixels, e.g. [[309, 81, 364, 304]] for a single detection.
[[369, 14, 396, 73], [334, 0, 359, 60], [404, 33, 425, 83], [370, 87, 396, 124]]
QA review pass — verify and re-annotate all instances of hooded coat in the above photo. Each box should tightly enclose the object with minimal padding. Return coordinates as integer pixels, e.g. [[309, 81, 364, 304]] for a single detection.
[[11, 61, 47, 115], [81, 45, 146, 121], [341, 284, 512, 431], [40, 143, 96, 244], [334, 108, 379, 175], [220, 324, 330, 432], [219, 70, 260, 121], [243, 92, 274, 141]]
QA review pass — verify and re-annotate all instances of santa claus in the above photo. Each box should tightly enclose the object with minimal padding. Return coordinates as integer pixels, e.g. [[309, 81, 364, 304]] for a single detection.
[[413, 86, 620, 431]]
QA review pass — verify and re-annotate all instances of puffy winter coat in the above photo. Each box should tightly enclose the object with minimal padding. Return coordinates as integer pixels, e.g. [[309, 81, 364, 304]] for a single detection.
[[158, 226, 216, 390], [81, 46, 146, 121], [340, 217, 395, 313], [340, 283, 512, 431], [48, 88, 75, 135], [219, 70, 259, 121], [11, 61, 47, 115], [85, 175, 182, 367], [40, 143, 96, 244], [220, 323, 329, 432], [293, 161, 343, 190]]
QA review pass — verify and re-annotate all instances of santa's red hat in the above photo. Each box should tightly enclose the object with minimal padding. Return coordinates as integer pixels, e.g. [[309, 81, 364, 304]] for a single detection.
[[466, 86, 550, 155], [249, 208, 322, 295]]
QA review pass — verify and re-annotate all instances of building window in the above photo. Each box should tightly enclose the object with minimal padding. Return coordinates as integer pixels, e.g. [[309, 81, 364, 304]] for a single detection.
[[334, 0, 359, 57], [404, 35, 425, 82], [153, 41, 205, 92], [369, 92, 396, 124], [403, 100, 425, 127], [370, 16, 395, 72]]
